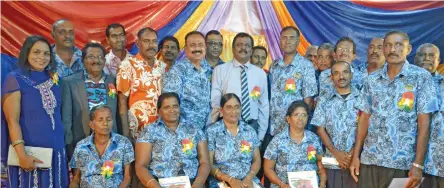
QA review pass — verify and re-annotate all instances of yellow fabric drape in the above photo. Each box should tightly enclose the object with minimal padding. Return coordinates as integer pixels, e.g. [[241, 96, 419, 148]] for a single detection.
[[272, 1, 311, 56], [219, 30, 272, 69], [173, 0, 215, 50]]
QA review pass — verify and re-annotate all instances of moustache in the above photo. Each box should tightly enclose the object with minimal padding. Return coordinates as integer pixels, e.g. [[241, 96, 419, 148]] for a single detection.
[[64, 39, 73, 42], [388, 53, 398, 57], [238, 50, 247, 54], [165, 52, 174, 56], [370, 53, 379, 58], [146, 48, 156, 52], [339, 79, 346, 82], [192, 50, 203, 54]]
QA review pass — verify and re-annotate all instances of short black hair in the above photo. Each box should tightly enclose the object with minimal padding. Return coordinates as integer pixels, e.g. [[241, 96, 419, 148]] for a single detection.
[[160, 36, 179, 51], [220, 93, 241, 108], [89, 104, 113, 121], [205, 30, 223, 41], [185, 31, 205, 44], [384, 30, 410, 43], [18, 35, 57, 73], [81, 42, 106, 62], [285, 100, 309, 117], [335, 37, 356, 54], [232, 32, 254, 49], [252, 46, 268, 58], [280, 26, 300, 37], [106, 23, 126, 38], [157, 92, 181, 110], [137, 27, 157, 39]]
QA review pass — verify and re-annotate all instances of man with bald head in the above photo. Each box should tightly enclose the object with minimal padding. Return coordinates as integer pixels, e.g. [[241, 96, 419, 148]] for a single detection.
[[305, 45, 319, 69], [416, 43, 444, 188], [52, 19, 83, 77]]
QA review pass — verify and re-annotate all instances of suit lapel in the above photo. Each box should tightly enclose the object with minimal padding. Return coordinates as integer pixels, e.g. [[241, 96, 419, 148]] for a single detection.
[[76, 78, 90, 136]]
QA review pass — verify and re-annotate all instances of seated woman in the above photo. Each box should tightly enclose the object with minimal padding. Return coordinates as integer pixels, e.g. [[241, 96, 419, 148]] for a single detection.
[[207, 93, 262, 188], [264, 101, 327, 188], [69, 105, 134, 188], [135, 92, 210, 188]]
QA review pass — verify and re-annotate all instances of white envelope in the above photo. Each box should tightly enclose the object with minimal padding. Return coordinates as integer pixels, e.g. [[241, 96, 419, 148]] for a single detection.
[[321, 157, 339, 166], [287, 171, 318, 188], [388, 178, 424, 188], [158, 176, 192, 188]]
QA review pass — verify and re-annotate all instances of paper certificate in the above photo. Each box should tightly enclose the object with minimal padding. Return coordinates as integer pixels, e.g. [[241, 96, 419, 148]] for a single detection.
[[321, 157, 339, 167], [288, 171, 318, 188], [158, 176, 192, 188], [388, 178, 424, 188], [217, 182, 262, 188]]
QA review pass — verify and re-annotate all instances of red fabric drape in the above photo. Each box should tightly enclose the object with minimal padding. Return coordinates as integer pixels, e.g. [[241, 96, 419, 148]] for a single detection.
[[1, 1, 188, 57], [351, 1, 444, 11]]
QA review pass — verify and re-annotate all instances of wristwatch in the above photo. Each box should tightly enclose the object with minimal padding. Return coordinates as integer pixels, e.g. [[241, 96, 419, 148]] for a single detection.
[[412, 163, 424, 170]]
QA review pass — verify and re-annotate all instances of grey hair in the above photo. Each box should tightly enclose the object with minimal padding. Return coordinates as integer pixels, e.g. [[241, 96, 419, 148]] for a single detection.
[[318, 43, 334, 53], [416, 43, 440, 57], [89, 105, 113, 121]]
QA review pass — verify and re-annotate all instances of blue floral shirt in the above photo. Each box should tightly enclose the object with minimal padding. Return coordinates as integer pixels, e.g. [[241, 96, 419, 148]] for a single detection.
[[163, 59, 212, 129], [51, 45, 84, 78], [264, 128, 323, 188], [269, 54, 318, 136], [84, 70, 107, 111], [424, 73, 444, 177], [318, 63, 365, 98], [206, 120, 261, 187], [311, 87, 360, 169], [69, 133, 134, 188], [355, 61, 439, 170], [137, 119, 206, 179]]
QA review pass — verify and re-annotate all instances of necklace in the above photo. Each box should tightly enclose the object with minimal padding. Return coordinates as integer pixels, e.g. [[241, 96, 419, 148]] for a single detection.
[[95, 139, 111, 158]]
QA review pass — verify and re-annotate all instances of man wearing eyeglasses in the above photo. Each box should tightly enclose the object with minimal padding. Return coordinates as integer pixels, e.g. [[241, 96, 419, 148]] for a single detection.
[[104, 23, 132, 77], [62, 42, 118, 159], [51, 19, 84, 78], [159, 36, 180, 72], [205, 30, 225, 68], [311, 61, 359, 188], [318, 37, 365, 97], [163, 31, 212, 129]]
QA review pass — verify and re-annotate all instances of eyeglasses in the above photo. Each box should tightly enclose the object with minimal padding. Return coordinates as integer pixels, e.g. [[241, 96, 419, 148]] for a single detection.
[[336, 48, 353, 53], [290, 113, 308, 118], [224, 105, 241, 111], [86, 56, 104, 61]]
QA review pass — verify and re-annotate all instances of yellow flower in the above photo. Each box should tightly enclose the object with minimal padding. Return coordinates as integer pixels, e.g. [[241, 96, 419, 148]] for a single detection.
[[52, 72, 59, 85]]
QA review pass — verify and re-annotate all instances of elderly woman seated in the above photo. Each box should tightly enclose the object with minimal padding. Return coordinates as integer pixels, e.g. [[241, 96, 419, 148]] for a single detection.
[[206, 93, 262, 188], [264, 101, 327, 188], [135, 92, 210, 188], [69, 105, 134, 188]]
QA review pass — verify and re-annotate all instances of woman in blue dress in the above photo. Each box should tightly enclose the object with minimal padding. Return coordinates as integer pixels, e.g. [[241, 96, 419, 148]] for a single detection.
[[206, 93, 262, 188], [2, 35, 69, 187], [264, 101, 327, 188]]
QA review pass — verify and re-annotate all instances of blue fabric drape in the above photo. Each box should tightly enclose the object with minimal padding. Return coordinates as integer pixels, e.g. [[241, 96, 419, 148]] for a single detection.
[[284, 1, 444, 65], [129, 1, 202, 55]]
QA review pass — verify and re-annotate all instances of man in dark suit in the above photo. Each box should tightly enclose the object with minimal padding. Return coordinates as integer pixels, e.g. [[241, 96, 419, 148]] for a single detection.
[[62, 42, 118, 159]]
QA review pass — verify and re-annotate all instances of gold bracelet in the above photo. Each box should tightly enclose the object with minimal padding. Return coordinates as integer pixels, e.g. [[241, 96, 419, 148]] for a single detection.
[[11, 140, 25, 147], [146, 179, 155, 187]]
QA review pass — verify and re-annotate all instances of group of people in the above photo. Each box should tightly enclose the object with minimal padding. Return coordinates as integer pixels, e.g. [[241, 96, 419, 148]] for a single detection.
[[1, 17, 443, 188]]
